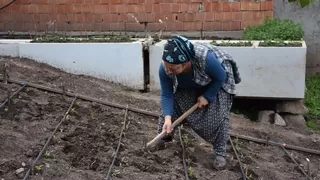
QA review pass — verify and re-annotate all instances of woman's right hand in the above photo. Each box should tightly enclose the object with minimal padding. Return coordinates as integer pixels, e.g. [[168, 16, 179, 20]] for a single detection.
[[163, 116, 173, 134]]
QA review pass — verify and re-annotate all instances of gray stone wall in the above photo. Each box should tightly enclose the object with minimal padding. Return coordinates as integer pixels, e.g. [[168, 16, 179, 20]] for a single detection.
[[274, 0, 320, 74]]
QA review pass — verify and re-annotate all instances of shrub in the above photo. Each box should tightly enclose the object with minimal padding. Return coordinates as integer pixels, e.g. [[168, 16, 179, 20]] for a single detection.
[[243, 18, 304, 41]]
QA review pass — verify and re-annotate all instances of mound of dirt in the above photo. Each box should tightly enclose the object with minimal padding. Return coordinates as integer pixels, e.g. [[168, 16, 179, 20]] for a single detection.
[[0, 56, 319, 180]]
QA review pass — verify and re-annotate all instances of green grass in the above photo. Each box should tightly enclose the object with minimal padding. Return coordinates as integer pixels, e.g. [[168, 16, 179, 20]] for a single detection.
[[243, 18, 304, 41], [304, 73, 320, 130], [306, 120, 318, 131]]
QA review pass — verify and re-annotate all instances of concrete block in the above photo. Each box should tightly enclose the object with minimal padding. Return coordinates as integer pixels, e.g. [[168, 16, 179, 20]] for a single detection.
[[19, 40, 146, 90], [0, 39, 31, 57], [149, 40, 307, 99]]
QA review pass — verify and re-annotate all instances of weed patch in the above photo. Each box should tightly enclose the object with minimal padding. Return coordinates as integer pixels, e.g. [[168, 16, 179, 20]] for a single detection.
[[31, 35, 134, 43], [243, 18, 304, 41], [304, 73, 320, 130], [258, 40, 303, 47], [210, 40, 253, 47]]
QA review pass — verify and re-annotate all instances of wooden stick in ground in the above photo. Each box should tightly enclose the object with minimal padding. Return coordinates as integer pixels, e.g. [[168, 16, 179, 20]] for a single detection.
[[306, 158, 311, 177], [7, 90, 11, 109], [62, 85, 66, 99], [146, 103, 198, 148], [3, 63, 7, 84], [105, 105, 129, 180]]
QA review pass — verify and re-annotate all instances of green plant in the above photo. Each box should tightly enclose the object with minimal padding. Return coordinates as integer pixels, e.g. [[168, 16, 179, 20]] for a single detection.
[[258, 40, 302, 47], [112, 169, 121, 176], [121, 85, 136, 92], [306, 120, 319, 131], [186, 158, 195, 177], [233, 137, 244, 156], [44, 150, 53, 158], [304, 73, 320, 130], [188, 166, 194, 177], [182, 135, 194, 145], [288, 0, 316, 8], [34, 164, 43, 173], [243, 18, 304, 41], [31, 35, 134, 43]]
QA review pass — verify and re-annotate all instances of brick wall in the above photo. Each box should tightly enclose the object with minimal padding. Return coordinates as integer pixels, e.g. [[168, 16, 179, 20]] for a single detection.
[[0, 0, 273, 33]]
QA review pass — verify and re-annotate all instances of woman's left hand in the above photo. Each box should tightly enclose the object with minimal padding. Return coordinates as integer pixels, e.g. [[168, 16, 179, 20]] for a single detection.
[[197, 96, 208, 108]]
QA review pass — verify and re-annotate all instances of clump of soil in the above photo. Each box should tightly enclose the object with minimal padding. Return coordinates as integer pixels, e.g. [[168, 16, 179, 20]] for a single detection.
[[0, 56, 319, 180]]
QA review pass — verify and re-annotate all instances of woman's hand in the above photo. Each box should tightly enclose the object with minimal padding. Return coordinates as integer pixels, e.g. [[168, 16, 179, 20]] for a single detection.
[[163, 116, 173, 134], [197, 96, 208, 108]]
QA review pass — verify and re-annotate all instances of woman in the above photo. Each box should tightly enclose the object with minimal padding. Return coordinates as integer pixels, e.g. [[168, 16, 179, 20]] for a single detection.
[[157, 35, 241, 170]]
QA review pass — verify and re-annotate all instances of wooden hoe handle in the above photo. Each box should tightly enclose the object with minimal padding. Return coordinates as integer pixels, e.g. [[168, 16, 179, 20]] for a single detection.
[[146, 103, 198, 148]]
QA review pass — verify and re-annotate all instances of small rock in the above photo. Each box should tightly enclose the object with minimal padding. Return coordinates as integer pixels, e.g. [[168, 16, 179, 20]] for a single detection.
[[32, 98, 49, 106], [14, 112, 32, 121], [258, 110, 274, 124], [25, 149, 36, 157], [199, 142, 211, 148], [187, 147, 195, 153], [274, 113, 286, 126], [243, 156, 253, 164], [16, 172, 25, 179], [310, 134, 320, 143], [45, 163, 50, 168], [276, 100, 308, 115], [21, 162, 26, 167], [27, 104, 39, 116], [282, 114, 307, 131], [15, 168, 24, 174]]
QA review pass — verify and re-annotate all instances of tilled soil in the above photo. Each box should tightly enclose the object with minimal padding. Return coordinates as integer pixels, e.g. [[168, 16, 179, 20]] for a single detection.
[[0, 86, 73, 180], [0, 56, 320, 180]]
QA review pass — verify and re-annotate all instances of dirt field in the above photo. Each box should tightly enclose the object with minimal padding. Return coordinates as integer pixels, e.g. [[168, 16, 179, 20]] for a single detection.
[[0, 56, 320, 180]]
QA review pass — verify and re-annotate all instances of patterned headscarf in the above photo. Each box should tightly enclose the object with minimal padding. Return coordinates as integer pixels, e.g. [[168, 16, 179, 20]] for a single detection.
[[162, 35, 195, 64]]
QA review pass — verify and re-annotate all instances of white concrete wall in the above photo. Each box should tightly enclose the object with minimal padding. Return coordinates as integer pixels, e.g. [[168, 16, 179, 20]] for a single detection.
[[0, 39, 31, 57], [149, 40, 307, 99], [19, 41, 145, 90], [0, 39, 308, 98], [149, 40, 167, 92]]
